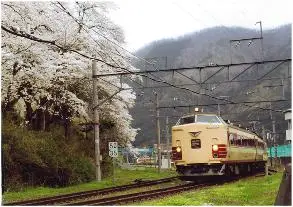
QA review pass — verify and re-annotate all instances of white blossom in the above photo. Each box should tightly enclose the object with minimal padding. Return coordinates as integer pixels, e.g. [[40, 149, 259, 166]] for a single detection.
[[2, 1, 138, 143]]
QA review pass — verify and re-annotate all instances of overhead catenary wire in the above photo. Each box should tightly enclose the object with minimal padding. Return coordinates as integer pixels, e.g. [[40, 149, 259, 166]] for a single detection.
[[53, 2, 290, 116], [4, 24, 290, 114], [158, 99, 289, 109], [3, 4, 290, 115], [55, 2, 162, 69]]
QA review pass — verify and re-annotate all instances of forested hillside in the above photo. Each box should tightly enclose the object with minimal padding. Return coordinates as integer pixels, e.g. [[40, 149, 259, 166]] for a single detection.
[[131, 24, 291, 146]]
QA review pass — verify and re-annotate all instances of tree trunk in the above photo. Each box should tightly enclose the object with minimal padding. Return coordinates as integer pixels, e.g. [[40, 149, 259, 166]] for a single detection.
[[24, 101, 33, 128], [64, 118, 70, 140]]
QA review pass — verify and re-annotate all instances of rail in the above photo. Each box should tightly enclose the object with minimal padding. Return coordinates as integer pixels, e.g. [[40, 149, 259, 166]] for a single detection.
[[4, 176, 178, 206]]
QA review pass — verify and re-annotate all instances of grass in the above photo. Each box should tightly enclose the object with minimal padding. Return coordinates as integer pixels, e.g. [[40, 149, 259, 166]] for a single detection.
[[2, 167, 177, 203], [137, 172, 283, 206]]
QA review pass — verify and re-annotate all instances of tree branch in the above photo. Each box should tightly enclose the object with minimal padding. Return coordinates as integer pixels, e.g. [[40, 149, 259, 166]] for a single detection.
[[1, 25, 129, 70]]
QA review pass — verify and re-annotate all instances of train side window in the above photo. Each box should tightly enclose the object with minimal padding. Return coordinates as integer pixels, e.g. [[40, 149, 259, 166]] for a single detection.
[[229, 133, 235, 145], [236, 138, 241, 146], [239, 137, 243, 146]]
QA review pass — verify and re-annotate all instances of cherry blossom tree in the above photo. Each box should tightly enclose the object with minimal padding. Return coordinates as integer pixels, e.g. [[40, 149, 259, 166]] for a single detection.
[[1, 1, 138, 145]]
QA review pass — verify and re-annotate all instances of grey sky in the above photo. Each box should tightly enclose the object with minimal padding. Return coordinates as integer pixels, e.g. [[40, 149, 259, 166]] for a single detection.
[[110, 0, 292, 51]]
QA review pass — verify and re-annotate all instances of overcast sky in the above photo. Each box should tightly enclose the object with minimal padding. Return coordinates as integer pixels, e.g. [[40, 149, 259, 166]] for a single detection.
[[109, 0, 292, 51]]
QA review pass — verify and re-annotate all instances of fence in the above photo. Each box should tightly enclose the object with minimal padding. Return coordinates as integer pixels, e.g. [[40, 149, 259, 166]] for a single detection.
[[267, 144, 291, 158]]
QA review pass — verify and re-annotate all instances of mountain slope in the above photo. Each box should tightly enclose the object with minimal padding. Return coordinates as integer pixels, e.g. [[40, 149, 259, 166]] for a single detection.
[[131, 24, 291, 146]]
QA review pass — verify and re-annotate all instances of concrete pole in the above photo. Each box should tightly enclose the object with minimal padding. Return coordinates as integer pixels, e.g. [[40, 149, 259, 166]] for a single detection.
[[166, 116, 171, 169], [262, 125, 269, 175], [258, 21, 264, 62], [92, 59, 102, 181], [262, 125, 265, 141], [155, 92, 161, 173], [272, 120, 277, 167], [282, 79, 285, 99]]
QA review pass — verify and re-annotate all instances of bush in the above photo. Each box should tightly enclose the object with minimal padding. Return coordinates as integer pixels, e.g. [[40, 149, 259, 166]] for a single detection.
[[66, 157, 95, 184], [2, 116, 96, 191]]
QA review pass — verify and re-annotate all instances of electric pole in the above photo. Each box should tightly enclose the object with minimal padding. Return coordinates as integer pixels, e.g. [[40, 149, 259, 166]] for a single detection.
[[256, 21, 264, 61], [272, 120, 276, 167], [262, 125, 265, 140], [155, 91, 161, 172], [166, 116, 171, 168], [92, 59, 102, 181]]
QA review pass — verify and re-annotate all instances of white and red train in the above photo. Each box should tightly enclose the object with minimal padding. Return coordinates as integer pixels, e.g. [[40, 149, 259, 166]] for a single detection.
[[172, 112, 268, 178]]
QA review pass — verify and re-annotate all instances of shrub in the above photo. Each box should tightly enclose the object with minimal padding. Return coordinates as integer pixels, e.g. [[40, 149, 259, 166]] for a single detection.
[[2, 116, 96, 190]]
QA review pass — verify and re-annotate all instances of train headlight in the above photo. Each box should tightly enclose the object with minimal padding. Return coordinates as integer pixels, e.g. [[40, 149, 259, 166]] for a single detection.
[[176, 146, 182, 152], [212, 145, 218, 151]]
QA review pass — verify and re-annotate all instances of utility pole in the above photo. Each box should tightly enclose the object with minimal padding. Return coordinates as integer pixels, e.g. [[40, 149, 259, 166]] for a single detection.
[[272, 120, 276, 167], [155, 91, 161, 173], [282, 79, 285, 99], [92, 59, 102, 181], [256, 21, 264, 62], [230, 21, 264, 64], [262, 125, 266, 140], [262, 125, 269, 175], [166, 116, 171, 169], [267, 133, 273, 166]]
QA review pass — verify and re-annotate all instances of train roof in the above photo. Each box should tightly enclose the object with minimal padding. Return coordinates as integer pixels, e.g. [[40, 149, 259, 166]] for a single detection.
[[179, 113, 265, 141], [181, 112, 218, 117], [228, 125, 263, 140]]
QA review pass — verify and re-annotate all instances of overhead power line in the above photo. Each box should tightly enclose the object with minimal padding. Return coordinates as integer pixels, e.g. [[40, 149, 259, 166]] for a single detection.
[[158, 99, 289, 109], [3, 5, 290, 115], [55, 2, 160, 68], [54, 2, 290, 115], [3, 23, 289, 114], [94, 58, 291, 77]]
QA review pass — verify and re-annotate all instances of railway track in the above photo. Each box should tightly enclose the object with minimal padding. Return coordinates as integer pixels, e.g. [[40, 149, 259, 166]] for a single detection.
[[69, 182, 207, 206], [5, 171, 273, 206], [69, 173, 271, 206], [4, 176, 178, 206]]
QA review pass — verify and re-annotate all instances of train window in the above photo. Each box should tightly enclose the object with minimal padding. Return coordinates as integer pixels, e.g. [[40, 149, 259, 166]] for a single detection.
[[249, 139, 254, 146], [247, 139, 251, 146], [229, 133, 235, 145], [196, 115, 222, 124], [177, 116, 195, 125], [235, 138, 241, 146]]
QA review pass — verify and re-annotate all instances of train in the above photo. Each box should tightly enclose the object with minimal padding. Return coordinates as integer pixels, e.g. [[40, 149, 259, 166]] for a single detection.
[[171, 110, 268, 179]]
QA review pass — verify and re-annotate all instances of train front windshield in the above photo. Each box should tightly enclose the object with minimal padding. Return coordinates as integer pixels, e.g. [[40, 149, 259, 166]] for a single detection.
[[177, 116, 195, 125], [176, 115, 224, 125], [197, 115, 222, 124]]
